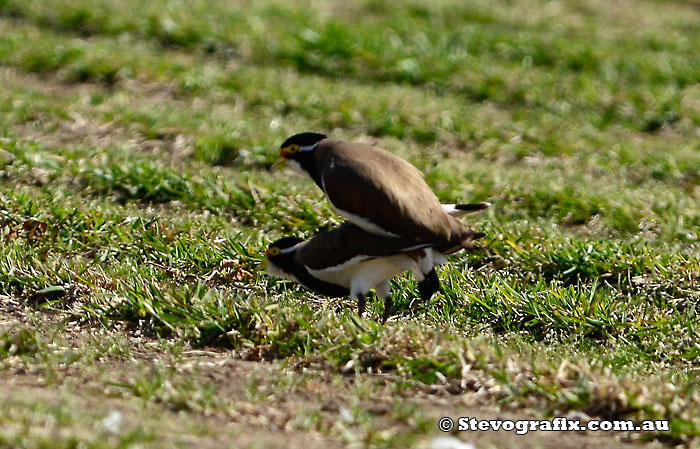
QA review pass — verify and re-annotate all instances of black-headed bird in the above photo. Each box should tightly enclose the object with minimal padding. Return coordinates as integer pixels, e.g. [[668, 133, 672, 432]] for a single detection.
[[263, 222, 484, 321]]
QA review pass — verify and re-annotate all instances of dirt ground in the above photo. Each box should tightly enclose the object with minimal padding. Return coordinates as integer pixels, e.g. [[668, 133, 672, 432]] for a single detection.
[[0, 311, 666, 449]]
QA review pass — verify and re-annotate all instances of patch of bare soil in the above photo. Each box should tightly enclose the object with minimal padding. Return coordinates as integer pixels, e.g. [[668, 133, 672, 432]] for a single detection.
[[0, 379, 342, 449], [176, 352, 666, 449], [1, 312, 344, 449], [0, 309, 666, 449]]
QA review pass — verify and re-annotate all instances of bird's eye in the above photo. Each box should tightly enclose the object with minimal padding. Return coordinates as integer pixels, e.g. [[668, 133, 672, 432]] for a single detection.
[[286, 144, 300, 154], [268, 246, 281, 256]]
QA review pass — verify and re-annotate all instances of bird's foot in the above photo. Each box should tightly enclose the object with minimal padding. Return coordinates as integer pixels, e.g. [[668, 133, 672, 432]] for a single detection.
[[381, 297, 393, 323], [356, 293, 366, 317]]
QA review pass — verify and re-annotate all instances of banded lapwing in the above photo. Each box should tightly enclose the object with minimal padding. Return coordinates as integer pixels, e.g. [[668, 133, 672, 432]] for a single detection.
[[274, 132, 489, 299], [263, 222, 482, 321]]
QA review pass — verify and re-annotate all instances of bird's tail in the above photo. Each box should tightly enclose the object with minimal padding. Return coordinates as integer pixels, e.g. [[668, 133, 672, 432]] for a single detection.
[[454, 230, 487, 253], [442, 230, 486, 254], [442, 202, 491, 217]]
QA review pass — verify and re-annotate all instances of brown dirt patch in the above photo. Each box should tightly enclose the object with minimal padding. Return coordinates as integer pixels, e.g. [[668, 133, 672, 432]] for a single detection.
[[0, 307, 666, 449]]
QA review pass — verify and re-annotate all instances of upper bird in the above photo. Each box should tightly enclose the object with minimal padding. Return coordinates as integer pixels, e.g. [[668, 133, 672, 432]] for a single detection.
[[274, 132, 486, 278]]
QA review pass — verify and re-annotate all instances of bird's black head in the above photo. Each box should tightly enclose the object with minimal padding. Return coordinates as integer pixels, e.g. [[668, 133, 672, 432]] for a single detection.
[[265, 235, 350, 298], [280, 132, 327, 158], [276, 132, 327, 183], [265, 236, 304, 275], [267, 236, 304, 255]]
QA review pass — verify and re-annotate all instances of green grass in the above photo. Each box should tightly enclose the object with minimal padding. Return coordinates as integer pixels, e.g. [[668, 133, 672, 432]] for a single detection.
[[0, 0, 699, 447]]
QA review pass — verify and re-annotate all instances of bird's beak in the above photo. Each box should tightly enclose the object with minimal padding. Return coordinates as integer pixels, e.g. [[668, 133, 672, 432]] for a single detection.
[[270, 158, 287, 172], [255, 258, 268, 272]]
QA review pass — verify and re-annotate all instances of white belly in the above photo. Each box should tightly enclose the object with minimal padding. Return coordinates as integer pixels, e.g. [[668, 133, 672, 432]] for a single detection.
[[308, 254, 419, 294]]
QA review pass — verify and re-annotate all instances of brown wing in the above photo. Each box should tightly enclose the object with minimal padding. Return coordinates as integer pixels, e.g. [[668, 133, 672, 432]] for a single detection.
[[316, 139, 470, 245], [296, 222, 434, 271]]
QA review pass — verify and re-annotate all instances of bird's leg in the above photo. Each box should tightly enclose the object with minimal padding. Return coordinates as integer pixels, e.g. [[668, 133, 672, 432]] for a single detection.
[[356, 293, 366, 317], [382, 297, 393, 323], [417, 268, 441, 302], [375, 280, 393, 323], [416, 249, 440, 302]]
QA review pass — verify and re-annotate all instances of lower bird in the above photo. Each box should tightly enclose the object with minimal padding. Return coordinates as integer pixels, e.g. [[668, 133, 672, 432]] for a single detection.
[[263, 219, 485, 321]]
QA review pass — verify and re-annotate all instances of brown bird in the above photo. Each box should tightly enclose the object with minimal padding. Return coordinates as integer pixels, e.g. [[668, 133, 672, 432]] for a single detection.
[[274, 132, 488, 299], [263, 222, 480, 321]]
